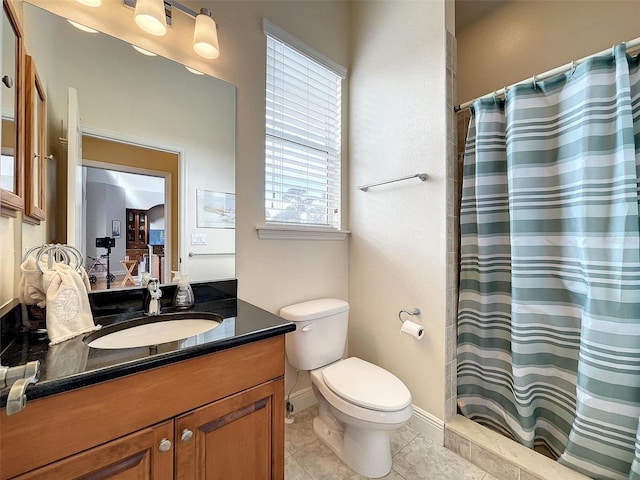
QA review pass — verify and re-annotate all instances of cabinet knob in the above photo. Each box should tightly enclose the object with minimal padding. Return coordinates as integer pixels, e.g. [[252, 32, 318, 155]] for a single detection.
[[158, 438, 172, 452], [181, 428, 194, 442]]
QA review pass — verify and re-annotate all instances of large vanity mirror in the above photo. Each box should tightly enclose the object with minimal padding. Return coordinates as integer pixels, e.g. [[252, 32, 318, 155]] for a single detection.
[[20, 2, 236, 286]]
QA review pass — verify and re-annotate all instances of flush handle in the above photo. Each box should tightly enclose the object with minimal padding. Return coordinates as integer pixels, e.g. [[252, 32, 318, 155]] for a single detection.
[[158, 438, 172, 452], [181, 428, 193, 442], [301, 324, 314, 332]]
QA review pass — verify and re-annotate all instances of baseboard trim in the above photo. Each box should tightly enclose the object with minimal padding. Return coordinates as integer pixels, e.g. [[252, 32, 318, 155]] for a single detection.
[[410, 405, 445, 445], [287, 388, 445, 446], [288, 386, 317, 415]]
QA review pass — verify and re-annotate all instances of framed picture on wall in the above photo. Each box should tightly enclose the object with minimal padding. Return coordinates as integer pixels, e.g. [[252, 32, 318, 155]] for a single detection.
[[112, 220, 121, 238], [196, 190, 236, 228]]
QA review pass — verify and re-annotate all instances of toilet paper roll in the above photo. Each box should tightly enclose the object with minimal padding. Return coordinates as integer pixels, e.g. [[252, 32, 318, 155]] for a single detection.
[[400, 320, 424, 339]]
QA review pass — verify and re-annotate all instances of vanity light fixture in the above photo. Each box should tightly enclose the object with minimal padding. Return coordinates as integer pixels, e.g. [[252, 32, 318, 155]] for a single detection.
[[132, 45, 157, 56], [124, 0, 220, 59], [67, 20, 99, 33]]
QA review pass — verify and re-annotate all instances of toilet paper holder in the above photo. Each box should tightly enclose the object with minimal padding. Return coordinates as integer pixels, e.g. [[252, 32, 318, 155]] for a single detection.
[[398, 307, 421, 323]]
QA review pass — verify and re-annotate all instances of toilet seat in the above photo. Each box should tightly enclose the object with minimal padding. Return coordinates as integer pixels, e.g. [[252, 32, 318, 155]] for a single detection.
[[318, 357, 411, 412], [322, 357, 411, 412], [311, 368, 412, 427]]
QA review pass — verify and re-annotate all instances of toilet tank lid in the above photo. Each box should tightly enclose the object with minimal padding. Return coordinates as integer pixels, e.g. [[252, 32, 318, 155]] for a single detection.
[[279, 298, 349, 322]]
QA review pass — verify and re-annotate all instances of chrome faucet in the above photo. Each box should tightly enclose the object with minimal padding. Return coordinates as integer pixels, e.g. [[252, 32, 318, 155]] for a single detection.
[[145, 278, 162, 316]]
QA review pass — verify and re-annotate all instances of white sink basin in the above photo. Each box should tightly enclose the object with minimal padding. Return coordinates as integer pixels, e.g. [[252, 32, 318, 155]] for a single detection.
[[86, 313, 222, 349]]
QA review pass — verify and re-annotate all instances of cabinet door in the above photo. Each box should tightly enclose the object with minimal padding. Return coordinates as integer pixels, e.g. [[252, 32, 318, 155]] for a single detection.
[[176, 379, 284, 480], [12, 421, 174, 480]]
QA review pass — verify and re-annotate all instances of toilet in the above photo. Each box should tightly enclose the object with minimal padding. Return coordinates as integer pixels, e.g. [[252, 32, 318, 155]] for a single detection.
[[280, 298, 412, 478]]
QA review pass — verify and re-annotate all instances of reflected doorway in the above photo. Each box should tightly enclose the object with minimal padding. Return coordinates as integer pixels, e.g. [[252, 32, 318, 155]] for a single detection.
[[80, 135, 179, 289], [84, 167, 167, 290]]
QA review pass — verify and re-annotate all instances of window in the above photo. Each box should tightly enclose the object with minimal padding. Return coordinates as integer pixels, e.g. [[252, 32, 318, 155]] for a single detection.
[[263, 20, 346, 231]]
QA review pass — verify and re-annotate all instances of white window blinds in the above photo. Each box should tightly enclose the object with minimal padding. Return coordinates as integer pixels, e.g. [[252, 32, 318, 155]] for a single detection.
[[264, 23, 344, 229]]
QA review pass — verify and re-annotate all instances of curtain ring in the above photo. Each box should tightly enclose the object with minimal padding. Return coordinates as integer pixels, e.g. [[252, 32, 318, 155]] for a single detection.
[[532, 75, 537, 90], [570, 60, 576, 77], [492, 90, 497, 103]]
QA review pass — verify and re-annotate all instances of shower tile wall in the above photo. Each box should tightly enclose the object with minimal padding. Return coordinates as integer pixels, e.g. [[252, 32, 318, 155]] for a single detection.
[[445, 29, 460, 422]]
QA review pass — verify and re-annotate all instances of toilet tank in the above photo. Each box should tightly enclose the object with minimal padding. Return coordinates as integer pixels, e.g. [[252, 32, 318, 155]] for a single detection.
[[280, 298, 349, 371]]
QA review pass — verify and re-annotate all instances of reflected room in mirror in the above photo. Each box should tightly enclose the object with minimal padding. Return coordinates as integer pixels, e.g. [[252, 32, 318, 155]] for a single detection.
[[84, 166, 165, 291]]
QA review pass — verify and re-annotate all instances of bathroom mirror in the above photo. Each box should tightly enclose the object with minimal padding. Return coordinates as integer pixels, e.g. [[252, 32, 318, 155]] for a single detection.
[[20, 3, 236, 285], [0, 0, 24, 216]]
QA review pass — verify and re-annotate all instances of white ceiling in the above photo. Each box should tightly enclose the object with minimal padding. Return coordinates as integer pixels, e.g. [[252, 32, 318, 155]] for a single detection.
[[85, 167, 164, 193]]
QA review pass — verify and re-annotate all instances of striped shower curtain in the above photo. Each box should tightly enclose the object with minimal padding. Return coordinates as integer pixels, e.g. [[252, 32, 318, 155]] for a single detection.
[[457, 44, 640, 480]]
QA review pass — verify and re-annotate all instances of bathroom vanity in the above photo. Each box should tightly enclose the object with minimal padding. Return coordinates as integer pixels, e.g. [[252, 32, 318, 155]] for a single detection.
[[0, 280, 294, 479]]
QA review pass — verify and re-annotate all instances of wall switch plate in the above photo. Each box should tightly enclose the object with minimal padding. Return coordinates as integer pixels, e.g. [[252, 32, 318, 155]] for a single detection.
[[191, 233, 207, 245]]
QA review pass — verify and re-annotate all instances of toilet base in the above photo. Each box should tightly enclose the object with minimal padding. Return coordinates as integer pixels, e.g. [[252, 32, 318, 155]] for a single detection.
[[313, 411, 393, 478]]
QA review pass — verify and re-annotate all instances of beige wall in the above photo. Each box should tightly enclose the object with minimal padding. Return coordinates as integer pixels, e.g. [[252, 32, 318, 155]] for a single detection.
[[457, 0, 640, 105], [349, 0, 448, 422], [204, 1, 351, 395], [204, 0, 351, 308]]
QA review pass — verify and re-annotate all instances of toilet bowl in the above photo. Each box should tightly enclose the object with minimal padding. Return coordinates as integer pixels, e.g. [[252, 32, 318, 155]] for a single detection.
[[310, 358, 412, 478], [280, 298, 412, 478]]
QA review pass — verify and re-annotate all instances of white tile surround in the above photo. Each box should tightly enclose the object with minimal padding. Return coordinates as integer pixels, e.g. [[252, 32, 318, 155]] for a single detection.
[[445, 416, 591, 480]]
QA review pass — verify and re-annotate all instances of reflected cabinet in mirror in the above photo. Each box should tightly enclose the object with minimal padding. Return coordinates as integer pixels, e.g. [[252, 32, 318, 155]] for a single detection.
[[24, 54, 45, 223], [0, 0, 24, 216], [19, 2, 236, 287]]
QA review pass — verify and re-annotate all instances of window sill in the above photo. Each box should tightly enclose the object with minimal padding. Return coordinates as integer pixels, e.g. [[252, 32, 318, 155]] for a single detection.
[[256, 224, 350, 241]]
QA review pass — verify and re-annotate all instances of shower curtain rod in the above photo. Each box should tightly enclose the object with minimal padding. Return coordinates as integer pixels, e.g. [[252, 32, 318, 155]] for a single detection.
[[454, 36, 640, 112]]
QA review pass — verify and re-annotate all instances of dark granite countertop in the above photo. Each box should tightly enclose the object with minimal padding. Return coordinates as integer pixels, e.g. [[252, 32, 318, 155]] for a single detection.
[[0, 280, 295, 407]]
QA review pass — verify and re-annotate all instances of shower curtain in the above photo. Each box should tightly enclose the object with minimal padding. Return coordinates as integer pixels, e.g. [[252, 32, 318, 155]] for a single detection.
[[457, 44, 640, 480]]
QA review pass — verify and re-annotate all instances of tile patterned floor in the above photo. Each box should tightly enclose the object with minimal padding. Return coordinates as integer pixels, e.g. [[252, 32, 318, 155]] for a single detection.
[[285, 406, 498, 480]]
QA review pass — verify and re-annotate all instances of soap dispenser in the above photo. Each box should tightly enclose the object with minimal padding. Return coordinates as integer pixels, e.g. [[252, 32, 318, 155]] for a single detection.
[[173, 273, 195, 309]]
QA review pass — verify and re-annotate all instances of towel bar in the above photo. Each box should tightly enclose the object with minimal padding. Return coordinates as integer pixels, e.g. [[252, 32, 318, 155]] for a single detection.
[[357, 173, 428, 192]]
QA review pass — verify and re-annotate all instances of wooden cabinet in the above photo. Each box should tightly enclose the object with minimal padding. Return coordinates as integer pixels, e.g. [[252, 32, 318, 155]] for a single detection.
[[13, 421, 174, 480], [126, 208, 148, 249], [1, 336, 286, 480], [176, 381, 280, 479], [126, 208, 149, 276]]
